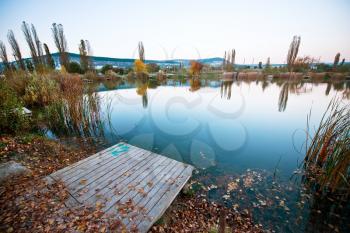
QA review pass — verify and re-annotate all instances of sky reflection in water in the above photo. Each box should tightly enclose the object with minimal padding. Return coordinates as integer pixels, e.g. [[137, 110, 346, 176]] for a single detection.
[[96, 78, 350, 178]]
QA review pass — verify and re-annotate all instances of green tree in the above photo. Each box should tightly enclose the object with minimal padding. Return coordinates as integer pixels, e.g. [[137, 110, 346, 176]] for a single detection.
[[68, 61, 83, 74], [101, 64, 113, 74]]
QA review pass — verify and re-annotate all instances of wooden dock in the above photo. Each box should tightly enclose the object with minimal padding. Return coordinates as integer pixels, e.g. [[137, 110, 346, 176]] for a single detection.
[[47, 142, 194, 232]]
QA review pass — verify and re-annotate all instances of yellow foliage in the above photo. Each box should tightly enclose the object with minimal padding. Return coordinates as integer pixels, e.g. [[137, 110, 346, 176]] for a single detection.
[[134, 59, 146, 74], [60, 65, 67, 74]]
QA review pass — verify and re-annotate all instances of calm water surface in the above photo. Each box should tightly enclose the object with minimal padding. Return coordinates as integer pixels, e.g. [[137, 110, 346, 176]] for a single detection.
[[97, 79, 348, 177]]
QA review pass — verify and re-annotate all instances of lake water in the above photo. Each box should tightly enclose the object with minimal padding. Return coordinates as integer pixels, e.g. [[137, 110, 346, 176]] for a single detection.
[[97, 79, 348, 176], [56, 77, 350, 232]]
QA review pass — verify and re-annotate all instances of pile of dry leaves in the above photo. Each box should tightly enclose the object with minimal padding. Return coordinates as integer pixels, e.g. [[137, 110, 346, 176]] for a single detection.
[[0, 173, 131, 232], [0, 135, 97, 175], [150, 195, 264, 233]]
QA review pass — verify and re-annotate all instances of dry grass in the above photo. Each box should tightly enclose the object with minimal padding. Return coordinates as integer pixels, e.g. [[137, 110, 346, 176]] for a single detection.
[[304, 98, 350, 193]]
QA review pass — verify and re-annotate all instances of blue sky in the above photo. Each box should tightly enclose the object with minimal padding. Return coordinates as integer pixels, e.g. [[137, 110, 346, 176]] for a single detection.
[[0, 0, 349, 63]]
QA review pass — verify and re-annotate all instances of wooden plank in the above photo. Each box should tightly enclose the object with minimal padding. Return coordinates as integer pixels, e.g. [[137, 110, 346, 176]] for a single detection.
[[51, 143, 123, 177], [103, 157, 176, 216], [83, 152, 164, 207], [65, 148, 144, 189], [105, 159, 179, 223], [56, 145, 138, 182], [137, 166, 193, 231], [73, 150, 154, 201], [123, 162, 186, 228]]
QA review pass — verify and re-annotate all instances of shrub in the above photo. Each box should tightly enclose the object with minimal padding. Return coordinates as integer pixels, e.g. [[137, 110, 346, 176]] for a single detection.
[[101, 64, 113, 74], [0, 80, 29, 133], [67, 61, 83, 74], [23, 74, 60, 106], [337, 64, 350, 73], [146, 63, 160, 73], [315, 63, 332, 72], [112, 67, 125, 75]]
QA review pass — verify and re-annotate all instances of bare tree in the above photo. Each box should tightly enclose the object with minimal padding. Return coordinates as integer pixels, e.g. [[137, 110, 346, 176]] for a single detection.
[[231, 49, 236, 70], [43, 43, 55, 69], [79, 39, 94, 72], [22, 21, 39, 66], [223, 51, 226, 69], [223, 49, 236, 71], [286, 35, 301, 73], [0, 40, 10, 70], [79, 39, 88, 71], [51, 23, 69, 69], [7, 30, 25, 70], [85, 40, 94, 70], [265, 57, 271, 69], [333, 53, 340, 71], [138, 41, 145, 62]]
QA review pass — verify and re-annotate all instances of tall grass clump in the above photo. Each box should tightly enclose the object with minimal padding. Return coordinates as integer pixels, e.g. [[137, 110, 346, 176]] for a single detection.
[[304, 98, 350, 193], [45, 74, 105, 138]]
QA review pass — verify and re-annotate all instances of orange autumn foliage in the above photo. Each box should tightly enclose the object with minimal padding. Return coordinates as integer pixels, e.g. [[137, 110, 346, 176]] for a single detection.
[[189, 61, 203, 76]]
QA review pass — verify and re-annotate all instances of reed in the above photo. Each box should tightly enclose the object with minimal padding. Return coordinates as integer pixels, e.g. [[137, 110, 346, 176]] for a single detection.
[[44, 73, 105, 138], [304, 98, 350, 193]]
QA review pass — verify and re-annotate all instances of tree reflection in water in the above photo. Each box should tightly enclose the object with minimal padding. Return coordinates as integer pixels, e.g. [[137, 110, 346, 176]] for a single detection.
[[220, 79, 233, 99]]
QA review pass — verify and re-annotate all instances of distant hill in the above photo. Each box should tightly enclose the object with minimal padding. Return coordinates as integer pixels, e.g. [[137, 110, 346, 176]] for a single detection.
[[50, 52, 224, 68]]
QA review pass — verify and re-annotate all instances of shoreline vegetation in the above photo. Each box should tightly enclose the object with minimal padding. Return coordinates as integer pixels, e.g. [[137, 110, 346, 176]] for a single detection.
[[0, 22, 349, 232]]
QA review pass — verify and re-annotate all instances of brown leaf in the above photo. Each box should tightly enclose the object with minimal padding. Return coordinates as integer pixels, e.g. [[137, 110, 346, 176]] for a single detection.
[[79, 179, 87, 185]]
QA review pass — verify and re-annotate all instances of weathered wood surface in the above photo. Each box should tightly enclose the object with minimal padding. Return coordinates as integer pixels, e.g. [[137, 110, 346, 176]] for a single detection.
[[47, 142, 194, 232]]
